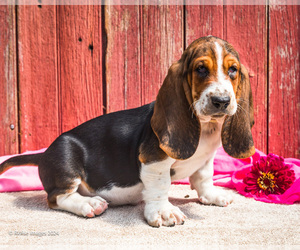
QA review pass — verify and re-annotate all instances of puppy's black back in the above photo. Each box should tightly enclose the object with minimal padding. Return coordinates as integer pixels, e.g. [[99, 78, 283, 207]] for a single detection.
[[39, 102, 155, 196]]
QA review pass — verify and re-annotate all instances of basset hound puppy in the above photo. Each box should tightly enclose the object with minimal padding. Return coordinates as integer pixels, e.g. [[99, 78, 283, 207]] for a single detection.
[[0, 36, 255, 227]]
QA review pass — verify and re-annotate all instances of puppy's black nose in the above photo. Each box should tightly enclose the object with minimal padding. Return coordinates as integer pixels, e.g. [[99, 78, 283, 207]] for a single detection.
[[211, 96, 230, 110]]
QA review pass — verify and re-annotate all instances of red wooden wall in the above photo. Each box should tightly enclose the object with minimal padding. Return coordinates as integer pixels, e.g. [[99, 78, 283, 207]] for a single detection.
[[0, 4, 299, 159]]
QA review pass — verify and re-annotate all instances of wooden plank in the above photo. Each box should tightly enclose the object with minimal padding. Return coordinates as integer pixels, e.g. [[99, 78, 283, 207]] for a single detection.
[[141, 5, 184, 105], [185, 3, 223, 46], [105, 5, 141, 113], [268, 4, 300, 158], [224, 3, 268, 154], [0, 6, 18, 155], [17, 5, 59, 152], [58, 5, 103, 132]]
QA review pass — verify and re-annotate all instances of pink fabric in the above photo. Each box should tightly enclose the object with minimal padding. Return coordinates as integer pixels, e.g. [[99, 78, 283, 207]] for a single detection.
[[1, 147, 299, 204], [173, 147, 300, 204], [214, 148, 300, 204], [0, 149, 45, 192]]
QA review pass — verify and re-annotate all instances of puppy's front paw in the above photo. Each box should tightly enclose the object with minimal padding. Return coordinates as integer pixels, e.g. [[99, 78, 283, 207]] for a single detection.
[[144, 201, 186, 227], [198, 187, 233, 207]]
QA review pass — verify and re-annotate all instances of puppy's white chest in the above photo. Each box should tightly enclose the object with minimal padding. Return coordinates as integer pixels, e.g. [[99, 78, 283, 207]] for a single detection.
[[171, 122, 222, 181]]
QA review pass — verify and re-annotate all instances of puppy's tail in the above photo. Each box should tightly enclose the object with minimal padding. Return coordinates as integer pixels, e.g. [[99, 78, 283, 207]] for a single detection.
[[0, 153, 42, 174]]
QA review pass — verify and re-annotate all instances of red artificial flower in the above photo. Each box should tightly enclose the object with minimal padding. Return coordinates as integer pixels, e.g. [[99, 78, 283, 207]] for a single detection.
[[243, 154, 295, 196]]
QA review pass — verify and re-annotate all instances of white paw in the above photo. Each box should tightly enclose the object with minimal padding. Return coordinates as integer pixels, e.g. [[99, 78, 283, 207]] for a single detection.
[[198, 187, 233, 207], [80, 196, 108, 218], [144, 201, 187, 227]]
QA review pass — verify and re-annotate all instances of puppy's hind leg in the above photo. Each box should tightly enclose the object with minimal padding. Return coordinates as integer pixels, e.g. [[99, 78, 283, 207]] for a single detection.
[[38, 135, 108, 218], [49, 178, 108, 218]]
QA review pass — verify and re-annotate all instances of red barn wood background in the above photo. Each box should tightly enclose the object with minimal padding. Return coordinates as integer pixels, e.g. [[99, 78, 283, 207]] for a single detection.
[[0, 4, 299, 158]]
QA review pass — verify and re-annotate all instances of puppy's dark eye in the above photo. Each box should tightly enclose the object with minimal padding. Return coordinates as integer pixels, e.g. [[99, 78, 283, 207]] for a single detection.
[[228, 66, 237, 78], [197, 66, 209, 77]]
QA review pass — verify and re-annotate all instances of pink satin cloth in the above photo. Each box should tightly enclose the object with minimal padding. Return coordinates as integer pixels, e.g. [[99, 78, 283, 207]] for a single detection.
[[0, 149, 45, 192], [174, 147, 300, 204], [1, 147, 299, 204]]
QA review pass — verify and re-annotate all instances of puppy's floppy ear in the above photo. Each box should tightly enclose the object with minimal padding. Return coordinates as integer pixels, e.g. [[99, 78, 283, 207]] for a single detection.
[[151, 62, 200, 160], [222, 64, 255, 159]]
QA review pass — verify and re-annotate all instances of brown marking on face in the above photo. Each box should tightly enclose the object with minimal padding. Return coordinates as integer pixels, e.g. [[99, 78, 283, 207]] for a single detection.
[[223, 55, 239, 72], [189, 51, 217, 104], [223, 54, 240, 95]]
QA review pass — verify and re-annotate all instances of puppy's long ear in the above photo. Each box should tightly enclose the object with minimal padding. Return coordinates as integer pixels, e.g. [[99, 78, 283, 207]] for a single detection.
[[222, 64, 255, 159], [151, 62, 200, 160]]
